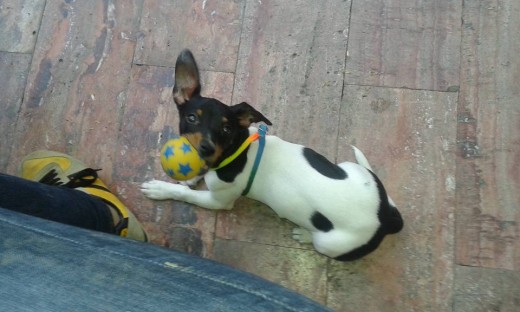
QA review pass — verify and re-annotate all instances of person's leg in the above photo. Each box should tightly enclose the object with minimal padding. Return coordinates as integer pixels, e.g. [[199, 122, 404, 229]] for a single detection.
[[0, 173, 114, 233], [18, 150, 147, 241], [0, 207, 329, 311]]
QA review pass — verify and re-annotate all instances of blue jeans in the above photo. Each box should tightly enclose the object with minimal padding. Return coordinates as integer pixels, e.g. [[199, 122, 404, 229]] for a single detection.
[[0, 173, 114, 233], [0, 174, 328, 311]]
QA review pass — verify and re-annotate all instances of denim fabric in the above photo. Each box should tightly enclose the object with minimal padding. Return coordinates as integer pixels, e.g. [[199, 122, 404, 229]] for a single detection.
[[0, 208, 329, 312], [0, 173, 113, 233]]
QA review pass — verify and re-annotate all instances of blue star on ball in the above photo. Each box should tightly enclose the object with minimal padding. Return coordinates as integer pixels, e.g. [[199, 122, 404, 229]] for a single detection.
[[163, 146, 175, 159], [178, 162, 194, 177], [180, 142, 192, 154]]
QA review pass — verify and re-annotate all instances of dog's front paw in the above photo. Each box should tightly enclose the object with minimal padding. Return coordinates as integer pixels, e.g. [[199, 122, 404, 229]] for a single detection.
[[292, 227, 313, 244], [141, 180, 188, 201]]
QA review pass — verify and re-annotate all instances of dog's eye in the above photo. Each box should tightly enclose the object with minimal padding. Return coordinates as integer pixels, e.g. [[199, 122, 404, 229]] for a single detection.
[[186, 114, 199, 124], [222, 124, 232, 135]]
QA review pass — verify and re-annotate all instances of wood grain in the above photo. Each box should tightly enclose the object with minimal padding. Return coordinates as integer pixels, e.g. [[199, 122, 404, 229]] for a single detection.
[[345, 0, 461, 91], [233, 0, 351, 159], [456, 0, 520, 270], [134, 0, 244, 72], [0, 52, 32, 172], [453, 266, 520, 311], [0, 0, 45, 53], [10, 0, 143, 181]]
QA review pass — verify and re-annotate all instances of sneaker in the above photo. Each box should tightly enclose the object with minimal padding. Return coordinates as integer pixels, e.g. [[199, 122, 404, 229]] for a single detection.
[[19, 150, 147, 242]]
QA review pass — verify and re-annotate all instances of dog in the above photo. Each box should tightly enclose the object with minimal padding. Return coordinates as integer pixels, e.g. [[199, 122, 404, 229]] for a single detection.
[[141, 49, 403, 261]]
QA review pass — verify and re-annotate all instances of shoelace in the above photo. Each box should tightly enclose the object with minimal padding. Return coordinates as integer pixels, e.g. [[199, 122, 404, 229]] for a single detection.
[[39, 168, 101, 188], [39, 167, 130, 236]]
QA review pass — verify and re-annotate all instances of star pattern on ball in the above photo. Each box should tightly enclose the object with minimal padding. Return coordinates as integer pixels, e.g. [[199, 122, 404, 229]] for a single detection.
[[178, 162, 193, 177], [180, 142, 192, 154], [163, 146, 175, 159], [160, 138, 205, 181]]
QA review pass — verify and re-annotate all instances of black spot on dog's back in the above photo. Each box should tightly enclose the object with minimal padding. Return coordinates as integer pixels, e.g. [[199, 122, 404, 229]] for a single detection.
[[335, 228, 385, 261], [367, 170, 403, 234], [303, 148, 347, 179], [311, 211, 333, 232], [335, 170, 404, 262]]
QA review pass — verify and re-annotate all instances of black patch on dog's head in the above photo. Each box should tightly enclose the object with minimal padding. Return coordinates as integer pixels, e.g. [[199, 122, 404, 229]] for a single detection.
[[303, 148, 347, 179], [171, 49, 272, 171], [177, 96, 242, 167], [311, 211, 334, 232]]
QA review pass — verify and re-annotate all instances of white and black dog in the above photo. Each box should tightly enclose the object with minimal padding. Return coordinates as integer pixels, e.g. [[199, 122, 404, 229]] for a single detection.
[[141, 49, 403, 261]]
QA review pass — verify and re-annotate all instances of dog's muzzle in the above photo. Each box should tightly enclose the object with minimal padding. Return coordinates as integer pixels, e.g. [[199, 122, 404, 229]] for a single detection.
[[198, 139, 216, 157]]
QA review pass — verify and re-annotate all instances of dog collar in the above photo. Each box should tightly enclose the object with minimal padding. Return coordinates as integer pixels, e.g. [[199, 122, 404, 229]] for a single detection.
[[242, 125, 267, 195], [211, 125, 268, 195]]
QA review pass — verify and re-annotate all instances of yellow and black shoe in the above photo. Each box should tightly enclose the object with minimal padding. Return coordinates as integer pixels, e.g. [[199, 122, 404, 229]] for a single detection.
[[19, 150, 147, 242]]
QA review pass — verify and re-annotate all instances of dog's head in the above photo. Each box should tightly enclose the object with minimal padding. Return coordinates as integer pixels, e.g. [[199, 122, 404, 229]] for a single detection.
[[172, 49, 272, 168]]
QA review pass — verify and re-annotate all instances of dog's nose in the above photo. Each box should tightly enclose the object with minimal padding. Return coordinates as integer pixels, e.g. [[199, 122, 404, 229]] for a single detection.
[[199, 140, 215, 157]]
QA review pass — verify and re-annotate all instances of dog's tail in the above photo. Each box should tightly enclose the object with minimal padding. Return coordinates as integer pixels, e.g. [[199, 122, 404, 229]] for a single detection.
[[352, 146, 396, 208], [352, 145, 373, 171]]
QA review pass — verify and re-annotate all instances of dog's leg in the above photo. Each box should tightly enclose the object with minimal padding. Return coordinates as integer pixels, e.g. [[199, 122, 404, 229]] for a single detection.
[[292, 227, 313, 244], [141, 180, 236, 210]]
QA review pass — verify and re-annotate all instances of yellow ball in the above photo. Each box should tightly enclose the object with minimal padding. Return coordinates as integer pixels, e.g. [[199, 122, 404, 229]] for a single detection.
[[160, 136, 206, 181]]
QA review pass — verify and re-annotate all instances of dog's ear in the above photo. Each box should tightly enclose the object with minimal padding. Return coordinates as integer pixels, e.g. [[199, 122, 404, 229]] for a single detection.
[[230, 102, 272, 128], [173, 49, 201, 105]]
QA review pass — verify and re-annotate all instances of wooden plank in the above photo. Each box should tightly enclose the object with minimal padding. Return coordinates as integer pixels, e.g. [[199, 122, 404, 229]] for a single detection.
[[233, 0, 350, 159], [453, 266, 520, 311], [10, 0, 143, 180], [134, 0, 244, 72], [456, 0, 520, 270], [114, 65, 177, 183], [345, 0, 461, 91], [0, 52, 32, 172], [329, 85, 457, 311], [0, 0, 45, 53]]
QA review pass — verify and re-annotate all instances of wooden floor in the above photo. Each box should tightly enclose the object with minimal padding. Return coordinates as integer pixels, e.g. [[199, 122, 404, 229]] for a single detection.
[[1, 0, 519, 310]]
